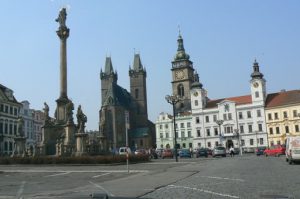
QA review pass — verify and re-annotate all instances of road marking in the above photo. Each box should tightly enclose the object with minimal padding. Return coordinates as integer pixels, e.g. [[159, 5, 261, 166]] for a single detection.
[[92, 173, 111, 178], [0, 196, 15, 199], [44, 172, 70, 177], [1, 169, 148, 173], [167, 185, 240, 198], [143, 161, 196, 164], [16, 181, 26, 199], [89, 181, 115, 197], [198, 176, 245, 182]]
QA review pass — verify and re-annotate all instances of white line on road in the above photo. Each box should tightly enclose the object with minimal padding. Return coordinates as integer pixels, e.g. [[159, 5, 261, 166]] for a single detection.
[[167, 185, 240, 198], [198, 176, 245, 182], [1, 169, 148, 173], [89, 181, 115, 197], [92, 173, 111, 178], [44, 172, 70, 177], [16, 181, 26, 199], [0, 196, 15, 199]]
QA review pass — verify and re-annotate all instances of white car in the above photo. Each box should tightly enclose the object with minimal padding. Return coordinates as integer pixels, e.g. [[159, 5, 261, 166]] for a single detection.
[[285, 136, 300, 164], [118, 147, 132, 155]]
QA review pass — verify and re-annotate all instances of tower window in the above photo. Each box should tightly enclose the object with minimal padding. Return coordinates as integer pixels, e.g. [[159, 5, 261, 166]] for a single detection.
[[177, 84, 184, 97], [255, 91, 259, 98], [135, 89, 139, 99]]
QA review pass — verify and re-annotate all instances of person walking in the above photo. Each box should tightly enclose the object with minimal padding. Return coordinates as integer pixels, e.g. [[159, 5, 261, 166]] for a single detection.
[[229, 146, 235, 157]]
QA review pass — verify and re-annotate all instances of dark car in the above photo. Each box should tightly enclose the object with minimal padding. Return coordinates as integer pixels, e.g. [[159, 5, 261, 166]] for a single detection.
[[179, 149, 192, 158], [196, 148, 208, 158], [256, 146, 267, 156]]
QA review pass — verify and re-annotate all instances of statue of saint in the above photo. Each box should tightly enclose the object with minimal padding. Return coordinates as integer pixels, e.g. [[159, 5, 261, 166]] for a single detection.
[[77, 105, 87, 132], [66, 100, 74, 122], [100, 109, 106, 135], [55, 8, 67, 27], [17, 117, 24, 136], [43, 102, 49, 119]]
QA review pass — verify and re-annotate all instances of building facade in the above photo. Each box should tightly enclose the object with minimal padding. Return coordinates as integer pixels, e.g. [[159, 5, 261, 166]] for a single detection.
[[0, 84, 22, 156], [20, 101, 35, 152], [265, 90, 300, 146]]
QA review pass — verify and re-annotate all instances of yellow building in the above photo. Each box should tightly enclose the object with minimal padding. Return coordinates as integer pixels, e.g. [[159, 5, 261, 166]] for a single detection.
[[265, 90, 300, 147]]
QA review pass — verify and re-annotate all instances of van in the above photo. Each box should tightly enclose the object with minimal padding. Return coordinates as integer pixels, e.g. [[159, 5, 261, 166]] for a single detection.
[[285, 136, 300, 164], [118, 147, 131, 155]]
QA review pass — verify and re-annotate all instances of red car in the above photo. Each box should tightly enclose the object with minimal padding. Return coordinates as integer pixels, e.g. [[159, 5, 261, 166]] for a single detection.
[[264, 145, 286, 157], [162, 149, 174, 159]]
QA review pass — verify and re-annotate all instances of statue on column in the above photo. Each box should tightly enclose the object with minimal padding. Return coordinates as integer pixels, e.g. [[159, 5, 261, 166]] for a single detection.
[[76, 105, 87, 133], [55, 8, 67, 27], [43, 102, 50, 121], [66, 100, 74, 123]]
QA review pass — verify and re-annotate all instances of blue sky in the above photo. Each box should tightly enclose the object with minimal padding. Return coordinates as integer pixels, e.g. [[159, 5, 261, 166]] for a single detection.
[[1, 1, 300, 131]]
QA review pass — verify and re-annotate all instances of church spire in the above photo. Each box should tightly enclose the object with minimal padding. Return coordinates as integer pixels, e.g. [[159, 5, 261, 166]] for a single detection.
[[174, 31, 190, 61], [133, 53, 143, 71], [104, 57, 114, 75], [251, 59, 264, 79]]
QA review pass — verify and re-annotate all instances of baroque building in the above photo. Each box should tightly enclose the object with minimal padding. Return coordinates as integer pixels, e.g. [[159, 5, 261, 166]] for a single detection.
[[99, 54, 155, 152]]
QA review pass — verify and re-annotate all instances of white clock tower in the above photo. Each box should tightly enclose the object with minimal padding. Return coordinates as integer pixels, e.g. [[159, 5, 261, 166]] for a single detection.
[[250, 60, 266, 106]]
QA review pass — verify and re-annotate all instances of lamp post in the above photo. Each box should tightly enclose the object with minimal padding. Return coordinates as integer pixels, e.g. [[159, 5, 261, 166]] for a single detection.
[[234, 129, 242, 156], [216, 120, 224, 146], [165, 95, 181, 162]]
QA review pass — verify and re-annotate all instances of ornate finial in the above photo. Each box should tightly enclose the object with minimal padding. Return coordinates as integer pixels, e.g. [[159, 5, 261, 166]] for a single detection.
[[178, 25, 181, 36]]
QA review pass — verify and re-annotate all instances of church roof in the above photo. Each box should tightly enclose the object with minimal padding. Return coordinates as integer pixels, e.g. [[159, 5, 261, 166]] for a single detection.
[[265, 90, 300, 108], [206, 95, 252, 109], [0, 84, 19, 103], [102, 83, 132, 108]]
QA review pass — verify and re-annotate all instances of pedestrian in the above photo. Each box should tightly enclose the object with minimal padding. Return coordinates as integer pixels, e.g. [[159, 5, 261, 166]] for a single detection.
[[189, 147, 193, 158], [229, 146, 234, 157]]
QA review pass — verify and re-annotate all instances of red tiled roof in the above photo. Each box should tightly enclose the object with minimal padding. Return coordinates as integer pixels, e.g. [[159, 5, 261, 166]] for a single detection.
[[265, 90, 300, 108], [206, 95, 252, 109]]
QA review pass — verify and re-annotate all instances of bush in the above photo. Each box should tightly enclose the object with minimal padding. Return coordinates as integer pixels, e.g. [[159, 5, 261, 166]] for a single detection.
[[0, 154, 150, 164]]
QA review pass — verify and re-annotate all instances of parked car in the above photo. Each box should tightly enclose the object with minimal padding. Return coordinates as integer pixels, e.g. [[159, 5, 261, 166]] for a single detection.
[[119, 147, 132, 155], [264, 145, 286, 157], [134, 149, 147, 155], [256, 147, 267, 156], [196, 148, 208, 158], [162, 149, 174, 159], [179, 149, 191, 158], [285, 136, 300, 164], [212, 146, 226, 157]]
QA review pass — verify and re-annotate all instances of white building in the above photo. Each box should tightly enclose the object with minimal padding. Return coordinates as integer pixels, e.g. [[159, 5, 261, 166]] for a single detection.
[[191, 60, 268, 151], [20, 101, 35, 151]]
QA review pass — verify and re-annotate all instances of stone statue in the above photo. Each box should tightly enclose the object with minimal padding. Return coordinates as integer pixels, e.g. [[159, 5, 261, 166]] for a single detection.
[[43, 102, 49, 119], [55, 8, 67, 27], [17, 117, 24, 136], [77, 105, 87, 133], [66, 100, 74, 122], [100, 109, 106, 135]]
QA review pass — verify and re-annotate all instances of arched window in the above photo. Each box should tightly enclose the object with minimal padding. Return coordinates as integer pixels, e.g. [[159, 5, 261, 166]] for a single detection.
[[135, 89, 139, 99], [177, 84, 184, 97]]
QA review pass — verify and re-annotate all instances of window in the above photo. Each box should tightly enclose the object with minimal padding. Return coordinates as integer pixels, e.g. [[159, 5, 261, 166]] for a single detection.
[[247, 111, 252, 118], [248, 125, 253, 133], [270, 141, 274, 146], [223, 114, 227, 121], [240, 125, 244, 133], [283, 111, 288, 119], [175, 123, 178, 129], [160, 133, 163, 138], [180, 123, 184, 128], [215, 141, 219, 147], [255, 91, 259, 98], [285, 126, 289, 134], [295, 125, 299, 132], [189, 143, 192, 148], [225, 126, 233, 133], [198, 143, 201, 147], [159, 125, 162, 129], [214, 128, 218, 136], [0, 104, 3, 112], [195, 100, 198, 106], [206, 129, 211, 136], [182, 143, 186, 148], [260, 138, 264, 145], [188, 131, 191, 137], [9, 124, 13, 135], [274, 113, 278, 120], [9, 107, 13, 115], [258, 124, 263, 132], [250, 139, 254, 146], [293, 110, 298, 117], [181, 131, 185, 138], [277, 140, 281, 145], [241, 139, 245, 146], [187, 122, 191, 128], [276, 127, 280, 134], [4, 123, 8, 134], [197, 129, 201, 137], [228, 113, 232, 120], [5, 106, 8, 113], [269, 127, 273, 135], [213, 115, 217, 122], [165, 124, 168, 129], [0, 122, 3, 134], [14, 108, 18, 116], [177, 84, 184, 97], [268, 113, 272, 120], [207, 142, 211, 148], [239, 112, 243, 119], [257, 110, 261, 117], [196, 117, 200, 124], [166, 133, 169, 138], [205, 116, 209, 123]]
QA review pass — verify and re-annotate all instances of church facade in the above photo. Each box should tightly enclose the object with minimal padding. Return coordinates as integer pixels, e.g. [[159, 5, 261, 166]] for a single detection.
[[99, 54, 155, 152]]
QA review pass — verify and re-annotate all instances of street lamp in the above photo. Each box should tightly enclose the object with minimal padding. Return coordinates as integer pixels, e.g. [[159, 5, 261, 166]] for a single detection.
[[165, 95, 182, 162], [216, 120, 224, 146], [234, 129, 242, 156]]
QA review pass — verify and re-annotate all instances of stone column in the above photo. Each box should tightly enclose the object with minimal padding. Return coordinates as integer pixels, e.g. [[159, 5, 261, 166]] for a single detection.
[[75, 133, 88, 156]]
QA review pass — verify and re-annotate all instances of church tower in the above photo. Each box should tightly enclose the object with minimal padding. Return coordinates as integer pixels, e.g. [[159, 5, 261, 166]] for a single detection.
[[129, 54, 148, 127], [171, 32, 195, 113], [250, 59, 266, 106], [100, 57, 118, 106]]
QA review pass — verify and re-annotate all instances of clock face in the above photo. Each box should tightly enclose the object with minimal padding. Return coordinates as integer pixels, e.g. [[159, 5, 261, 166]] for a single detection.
[[175, 70, 184, 80], [253, 82, 259, 88], [193, 91, 198, 97]]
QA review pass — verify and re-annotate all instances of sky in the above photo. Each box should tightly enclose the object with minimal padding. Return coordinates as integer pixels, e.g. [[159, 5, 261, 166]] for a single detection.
[[1, 1, 300, 131]]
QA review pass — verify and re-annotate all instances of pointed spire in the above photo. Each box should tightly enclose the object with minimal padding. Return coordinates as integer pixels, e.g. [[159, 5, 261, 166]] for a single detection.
[[133, 54, 143, 71], [174, 31, 190, 61], [251, 59, 264, 79], [104, 57, 114, 74]]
